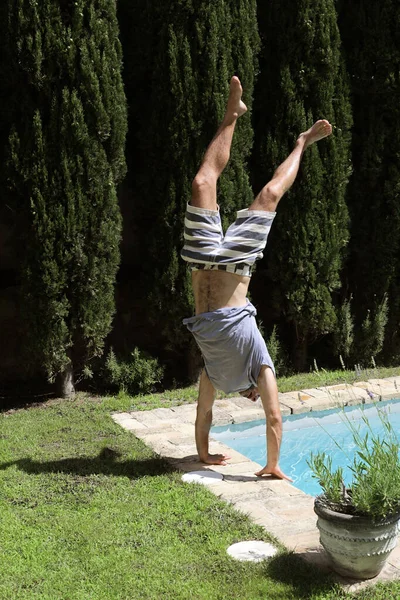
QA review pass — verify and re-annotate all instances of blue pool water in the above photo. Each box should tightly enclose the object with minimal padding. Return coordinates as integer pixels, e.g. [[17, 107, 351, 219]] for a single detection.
[[211, 399, 400, 497]]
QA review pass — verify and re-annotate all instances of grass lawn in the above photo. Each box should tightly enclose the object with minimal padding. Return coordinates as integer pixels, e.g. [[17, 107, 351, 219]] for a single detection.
[[1, 367, 400, 599]]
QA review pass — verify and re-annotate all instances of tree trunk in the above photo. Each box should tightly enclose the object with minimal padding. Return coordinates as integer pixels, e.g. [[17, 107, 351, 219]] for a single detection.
[[293, 333, 308, 373], [56, 362, 75, 398]]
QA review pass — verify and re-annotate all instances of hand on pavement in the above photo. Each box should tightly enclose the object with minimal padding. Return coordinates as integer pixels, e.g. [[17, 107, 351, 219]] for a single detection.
[[255, 464, 293, 482], [201, 453, 231, 466]]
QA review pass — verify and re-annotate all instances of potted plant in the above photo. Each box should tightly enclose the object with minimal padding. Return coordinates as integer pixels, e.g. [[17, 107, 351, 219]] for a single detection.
[[307, 406, 400, 579]]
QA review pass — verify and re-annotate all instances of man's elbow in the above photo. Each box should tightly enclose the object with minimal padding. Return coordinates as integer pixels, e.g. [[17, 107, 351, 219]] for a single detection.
[[196, 406, 213, 424], [267, 410, 282, 428]]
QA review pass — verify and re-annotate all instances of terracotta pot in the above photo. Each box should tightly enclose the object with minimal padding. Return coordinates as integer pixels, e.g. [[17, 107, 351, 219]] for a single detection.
[[314, 496, 400, 579]]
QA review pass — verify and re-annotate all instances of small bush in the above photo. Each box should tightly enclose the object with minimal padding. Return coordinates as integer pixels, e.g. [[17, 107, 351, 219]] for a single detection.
[[308, 406, 400, 519], [353, 295, 388, 366], [267, 325, 287, 376], [333, 296, 354, 359], [105, 348, 164, 395]]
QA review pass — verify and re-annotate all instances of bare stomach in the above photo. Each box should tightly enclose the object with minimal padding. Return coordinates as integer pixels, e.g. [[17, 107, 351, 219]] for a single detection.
[[192, 270, 250, 314]]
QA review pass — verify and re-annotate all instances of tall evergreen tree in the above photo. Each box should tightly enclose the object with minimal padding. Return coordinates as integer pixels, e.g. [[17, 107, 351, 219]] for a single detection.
[[7, 0, 127, 395], [119, 0, 259, 380], [338, 1, 400, 365], [253, 0, 352, 370]]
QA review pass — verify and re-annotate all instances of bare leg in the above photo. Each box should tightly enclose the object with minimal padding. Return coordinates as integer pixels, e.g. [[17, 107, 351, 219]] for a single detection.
[[191, 76, 247, 210], [249, 120, 332, 212]]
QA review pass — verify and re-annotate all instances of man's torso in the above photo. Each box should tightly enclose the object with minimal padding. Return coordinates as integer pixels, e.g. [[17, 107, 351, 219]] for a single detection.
[[192, 270, 250, 314]]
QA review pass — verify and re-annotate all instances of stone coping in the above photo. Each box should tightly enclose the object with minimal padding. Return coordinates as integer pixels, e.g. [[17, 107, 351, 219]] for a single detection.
[[112, 376, 400, 593]]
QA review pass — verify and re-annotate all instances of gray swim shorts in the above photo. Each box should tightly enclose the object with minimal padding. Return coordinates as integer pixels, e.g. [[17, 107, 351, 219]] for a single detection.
[[181, 204, 276, 277]]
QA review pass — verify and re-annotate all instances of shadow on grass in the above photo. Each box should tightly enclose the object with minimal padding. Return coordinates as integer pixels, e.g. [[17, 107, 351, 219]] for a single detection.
[[0, 393, 55, 413], [263, 551, 341, 599], [0, 447, 175, 479]]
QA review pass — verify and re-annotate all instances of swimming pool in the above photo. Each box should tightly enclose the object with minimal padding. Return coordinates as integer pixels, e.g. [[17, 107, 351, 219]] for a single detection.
[[211, 399, 400, 496]]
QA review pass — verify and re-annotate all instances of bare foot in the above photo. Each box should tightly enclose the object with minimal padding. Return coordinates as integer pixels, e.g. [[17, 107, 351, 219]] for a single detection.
[[225, 76, 247, 122], [299, 119, 332, 148]]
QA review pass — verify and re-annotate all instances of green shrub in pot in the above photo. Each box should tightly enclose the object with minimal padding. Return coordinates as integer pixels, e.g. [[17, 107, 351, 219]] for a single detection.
[[307, 405, 400, 579]]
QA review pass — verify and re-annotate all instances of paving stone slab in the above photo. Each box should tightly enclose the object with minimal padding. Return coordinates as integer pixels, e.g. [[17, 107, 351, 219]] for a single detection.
[[282, 530, 321, 553], [279, 401, 311, 415], [127, 411, 167, 428], [231, 409, 266, 423], [138, 435, 198, 459], [170, 423, 195, 436], [141, 419, 192, 433], [147, 407, 178, 420], [111, 414, 149, 431], [271, 502, 315, 523], [278, 392, 310, 414], [160, 445, 198, 460], [160, 432, 193, 446], [212, 482, 276, 502], [154, 443, 190, 459], [170, 405, 197, 423], [238, 508, 287, 539], [263, 478, 311, 497], [213, 399, 244, 411], [167, 456, 202, 469], [229, 499, 276, 522], [387, 543, 400, 565], [136, 426, 178, 441], [112, 411, 137, 422], [211, 410, 235, 425], [300, 387, 333, 398], [209, 461, 263, 477], [275, 516, 319, 539], [278, 391, 300, 403], [317, 384, 370, 404], [278, 403, 292, 416], [227, 396, 259, 409], [170, 460, 208, 473], [300, 397, 339, 412], [207, 442, 255, 465], [368, 378, 397, 387], [353, 380, 397, 400], [127, 410, 153, 421], [381, 393, 400, 401], [383, 376, 400, 386]]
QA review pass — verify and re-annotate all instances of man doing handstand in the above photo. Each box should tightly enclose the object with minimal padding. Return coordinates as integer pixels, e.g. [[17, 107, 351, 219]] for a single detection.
[[181, 76, 332, 480]]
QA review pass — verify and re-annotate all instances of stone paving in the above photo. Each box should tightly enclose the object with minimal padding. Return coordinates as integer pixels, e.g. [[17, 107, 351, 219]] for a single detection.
[[112, 376, 400, 593]]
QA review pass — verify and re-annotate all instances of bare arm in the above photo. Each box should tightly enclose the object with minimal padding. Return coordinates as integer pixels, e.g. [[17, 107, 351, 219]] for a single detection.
[[195, 369, 230, 466], [255, 366, 292, 481]]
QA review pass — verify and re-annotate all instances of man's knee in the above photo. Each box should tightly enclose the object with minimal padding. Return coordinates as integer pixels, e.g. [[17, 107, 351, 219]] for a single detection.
[[192, 172, 216, 196], [258, 183, 282, 208]]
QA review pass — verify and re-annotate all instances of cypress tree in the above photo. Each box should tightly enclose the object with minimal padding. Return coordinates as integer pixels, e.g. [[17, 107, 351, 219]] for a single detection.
[[119, 0, 259, 381], [253, 0, 352, 371], [7, 0, 127, 395], [338, 1, 400, 365]]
